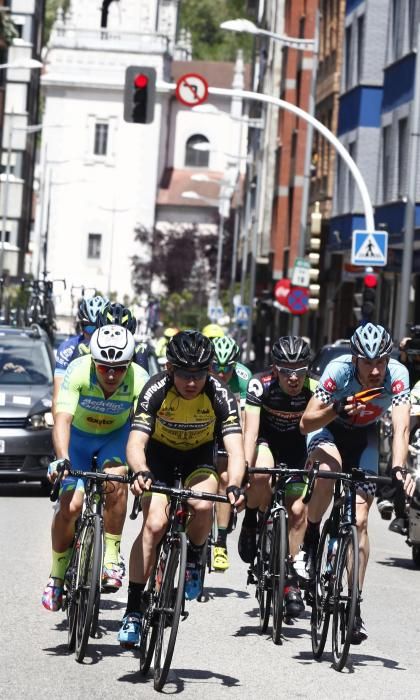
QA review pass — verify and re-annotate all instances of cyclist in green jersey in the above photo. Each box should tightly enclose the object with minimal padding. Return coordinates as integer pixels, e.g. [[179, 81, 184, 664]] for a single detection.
[[209, 335, 252, 571], [42, 326, 149, 612]]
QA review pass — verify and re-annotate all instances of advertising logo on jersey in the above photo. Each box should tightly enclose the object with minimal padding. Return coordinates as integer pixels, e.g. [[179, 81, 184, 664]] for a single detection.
[[323, 377, 337, 392], [391, 379, 405, 394]]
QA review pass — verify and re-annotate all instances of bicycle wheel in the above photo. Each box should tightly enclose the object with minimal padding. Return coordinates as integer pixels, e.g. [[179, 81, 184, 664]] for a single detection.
[[255, 522, 272, 633], [197, 535, 210, 603], [153, 532, 187, 691], [75, 516, 102, 663], [331, 525, 359, 671], [271, 508, 288, 645], [139, 584, 159, 675], [66, 543, 81, 652], [311, 520, 332, 659]]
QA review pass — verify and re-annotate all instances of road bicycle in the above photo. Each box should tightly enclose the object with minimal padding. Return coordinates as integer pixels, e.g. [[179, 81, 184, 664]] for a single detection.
[[247, 463, 317, 644], [50, 459, 131, 663], [130, 475, 232, 691], [310, 467, 391, 671]]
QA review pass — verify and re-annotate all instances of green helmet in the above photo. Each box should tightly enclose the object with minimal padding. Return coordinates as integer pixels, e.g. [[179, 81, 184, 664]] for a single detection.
[[212, 335, 240, 365]]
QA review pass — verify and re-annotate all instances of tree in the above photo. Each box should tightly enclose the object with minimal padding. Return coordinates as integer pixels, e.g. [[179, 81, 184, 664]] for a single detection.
[[179, 0, 253, 61], [44, 0, 70, 44]]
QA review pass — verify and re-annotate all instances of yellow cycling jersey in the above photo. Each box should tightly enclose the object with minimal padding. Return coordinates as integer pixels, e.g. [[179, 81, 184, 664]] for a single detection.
[[132, 371, 242, 450], [56, 355, 149, 435]]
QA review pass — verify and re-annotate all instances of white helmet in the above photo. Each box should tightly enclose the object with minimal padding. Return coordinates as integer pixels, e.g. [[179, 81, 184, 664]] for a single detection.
[[90, 325, 135, 364]]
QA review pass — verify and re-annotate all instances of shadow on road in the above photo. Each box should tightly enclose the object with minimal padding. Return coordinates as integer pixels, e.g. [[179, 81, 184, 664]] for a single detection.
[[376, 556, 416, 571], [118, 667, 240, 692], [0, 482, 48, 498], [199, 586, 250, 600], [293, 649, 405, 673]]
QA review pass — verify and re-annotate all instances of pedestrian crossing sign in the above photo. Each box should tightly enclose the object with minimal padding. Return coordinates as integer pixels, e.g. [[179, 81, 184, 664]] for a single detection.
[[351, 230, 388, 266]]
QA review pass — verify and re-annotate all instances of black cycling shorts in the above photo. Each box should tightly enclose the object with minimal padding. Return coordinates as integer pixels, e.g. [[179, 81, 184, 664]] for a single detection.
[[146, 438, 217, 487]]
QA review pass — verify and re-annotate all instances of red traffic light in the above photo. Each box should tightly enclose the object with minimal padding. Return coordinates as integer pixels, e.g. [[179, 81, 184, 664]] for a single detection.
[[363, 272, 378, 288], [134, 73, 148, 89]]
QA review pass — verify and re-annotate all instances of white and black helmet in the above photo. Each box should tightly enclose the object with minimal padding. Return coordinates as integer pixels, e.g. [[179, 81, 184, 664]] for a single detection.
[[350, 323, 393, 360], [90, 325, 135, 364]]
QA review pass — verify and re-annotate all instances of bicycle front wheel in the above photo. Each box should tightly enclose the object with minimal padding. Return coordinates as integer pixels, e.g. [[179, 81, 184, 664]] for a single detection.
[[311, 520, 332, 659], [271, 508, 288, 645], [75, 516, 102, 663], [153, 532, 187, 691], [66, 544, 80, 652], [331, 526, 359, 671], [139, 585, 159, 675], [255, 522, 272, 634]]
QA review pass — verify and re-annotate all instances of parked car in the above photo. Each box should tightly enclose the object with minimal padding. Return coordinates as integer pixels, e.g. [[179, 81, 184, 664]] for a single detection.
[[0, 324, 55, 491]]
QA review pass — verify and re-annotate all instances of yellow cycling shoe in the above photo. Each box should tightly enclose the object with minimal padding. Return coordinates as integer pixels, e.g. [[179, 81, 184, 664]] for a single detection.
[[213, 546, 229, 571]]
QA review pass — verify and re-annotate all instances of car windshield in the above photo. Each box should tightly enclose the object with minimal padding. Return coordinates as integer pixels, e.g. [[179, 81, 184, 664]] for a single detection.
[[0, 337, 53, 385], [310, 346, 351, 378]]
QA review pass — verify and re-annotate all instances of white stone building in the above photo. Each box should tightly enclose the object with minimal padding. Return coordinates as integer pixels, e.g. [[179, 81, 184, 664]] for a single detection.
[[37, 0, 249, 322]]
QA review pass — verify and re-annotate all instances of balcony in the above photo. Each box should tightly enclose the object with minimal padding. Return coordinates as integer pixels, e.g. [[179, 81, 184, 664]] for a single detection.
[[49, 26, 170, 56]]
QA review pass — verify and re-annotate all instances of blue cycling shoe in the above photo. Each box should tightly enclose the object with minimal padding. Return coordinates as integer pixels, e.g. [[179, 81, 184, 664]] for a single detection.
[[118, 613, 142, 648], [184, 563, 202, 601]]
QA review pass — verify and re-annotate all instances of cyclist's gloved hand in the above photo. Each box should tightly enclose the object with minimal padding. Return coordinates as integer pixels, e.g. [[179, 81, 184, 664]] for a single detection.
[[47, 458, 69, 483], [131, 470, 154, 496], [226, 484, 244, 508], [392, 466, 415, 498]]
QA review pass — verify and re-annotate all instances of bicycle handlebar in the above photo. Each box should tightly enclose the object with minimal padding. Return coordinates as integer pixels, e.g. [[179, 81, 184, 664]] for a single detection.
[[313, 468, 392, 485], [49, 464, 131, 502], [247, 461, 321, 505], [129, 484, 234, 521]]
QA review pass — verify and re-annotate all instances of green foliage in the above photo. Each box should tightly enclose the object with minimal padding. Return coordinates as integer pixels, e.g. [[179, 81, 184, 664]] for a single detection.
[[0, 9, 19, 45], [44, 0, 70, 45], [179, 0, 253, 61]]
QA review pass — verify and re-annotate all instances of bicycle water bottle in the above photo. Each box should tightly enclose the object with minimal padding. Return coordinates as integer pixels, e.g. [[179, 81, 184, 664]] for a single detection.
[[326, 538, 338, 573]]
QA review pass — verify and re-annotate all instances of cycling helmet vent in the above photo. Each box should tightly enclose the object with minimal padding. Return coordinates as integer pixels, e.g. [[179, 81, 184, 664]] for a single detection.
[[90, 325, 135, 364], [213, 336, 240, 365], [166, 330, 214, 369], [96, 302, 137, 334], [271, 336, 311, 364], [78, 295, 109, 324], [350, 323, 393, 360]]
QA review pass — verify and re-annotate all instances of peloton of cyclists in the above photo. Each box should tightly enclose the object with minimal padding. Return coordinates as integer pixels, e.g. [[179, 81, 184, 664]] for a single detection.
[[300, 322, 415, 644]]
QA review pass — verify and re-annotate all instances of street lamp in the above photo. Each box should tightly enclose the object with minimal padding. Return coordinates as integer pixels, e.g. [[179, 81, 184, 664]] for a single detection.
[[220, 19, 315, 50]]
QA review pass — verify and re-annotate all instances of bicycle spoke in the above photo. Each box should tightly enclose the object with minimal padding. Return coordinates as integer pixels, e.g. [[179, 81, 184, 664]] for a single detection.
[[331, 526, 359, 671], [272, 509, 288, 645], [311, 521, 332, 659]]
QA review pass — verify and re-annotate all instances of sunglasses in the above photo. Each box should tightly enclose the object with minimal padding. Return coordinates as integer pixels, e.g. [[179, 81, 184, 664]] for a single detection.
[[174, 368, 208, 381], [211, 363, 234, 375], [95, 362, 130, 376], [275, 365, 309, 377]]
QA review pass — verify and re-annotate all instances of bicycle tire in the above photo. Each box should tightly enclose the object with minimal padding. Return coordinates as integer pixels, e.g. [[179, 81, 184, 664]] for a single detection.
[[75, 516, 102, 663], [139, 584, 159, 675], [66, 540, 81, 652], [331, 525, 359, 671], [311, 520, 333, 659], [90, 530, 103, 639], [153, 532, 187, 690], [271, 508, 288, 645], [197, 536, 210, 603], [256, 522, 272, 634]]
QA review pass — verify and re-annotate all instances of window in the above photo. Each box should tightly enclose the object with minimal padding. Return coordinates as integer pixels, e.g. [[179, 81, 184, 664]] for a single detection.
[[382, 125, 392, 202], [185, 135, 209, 167], [87, 233, 102, 259], [392, 0, 403, 60], [348, 142, 356, 210], [357, 15, 364, 82], [345, 25, 352, 91], [93, 122, 109, 156], [408, 0, 417, 50], [398, 118, 408, 197]]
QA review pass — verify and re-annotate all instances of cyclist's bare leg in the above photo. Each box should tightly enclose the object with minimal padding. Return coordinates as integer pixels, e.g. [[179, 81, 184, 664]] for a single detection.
[[51, 489, 83, 552], [246, 445, 274, 511], [307, 444, 342, 523], [286, 494, 307, 559], [129, 493, 168, 584], [102, 463, 128, 535], [356, 491, 373, 588], [187, 473, 218, 546], [216, 453, 230, 530]]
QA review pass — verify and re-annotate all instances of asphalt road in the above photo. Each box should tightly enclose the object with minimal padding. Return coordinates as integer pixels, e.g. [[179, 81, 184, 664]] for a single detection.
[[1, 483, 419, 699]]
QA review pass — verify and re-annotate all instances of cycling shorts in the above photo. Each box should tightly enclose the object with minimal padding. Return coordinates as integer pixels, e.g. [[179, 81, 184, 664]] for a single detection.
[[307, 422, 379, 497], [60, 423, 130, 495], [256, 438, 308, 498], [145, 438, 217, 489]]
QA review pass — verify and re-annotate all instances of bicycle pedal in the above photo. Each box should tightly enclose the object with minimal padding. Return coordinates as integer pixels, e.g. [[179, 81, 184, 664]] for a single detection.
[[181, 611, 189, 621]]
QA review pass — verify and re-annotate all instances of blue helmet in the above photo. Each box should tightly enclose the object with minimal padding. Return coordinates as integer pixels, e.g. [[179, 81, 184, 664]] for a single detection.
[[78, 295, 108, 324], [350, 323, 393, 359]]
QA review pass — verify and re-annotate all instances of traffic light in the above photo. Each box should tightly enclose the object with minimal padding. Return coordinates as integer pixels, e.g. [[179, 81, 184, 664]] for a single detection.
[[308, 201, 322, 310], [123, 66, 156, 124], [361, 270, 378, 322]]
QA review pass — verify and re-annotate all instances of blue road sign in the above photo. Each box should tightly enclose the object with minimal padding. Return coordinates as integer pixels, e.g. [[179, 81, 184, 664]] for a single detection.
[[351, 230, 388, 266], [287, 288, 309, 315]]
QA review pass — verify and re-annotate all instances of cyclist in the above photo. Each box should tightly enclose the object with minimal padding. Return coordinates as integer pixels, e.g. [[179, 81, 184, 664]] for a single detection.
[[53, 295, 108, 413], [42, 326, 149, 612], [155, 326, 179, 365], [239, 336, 312, 618], [118, 330, 246, 648], [300, 323, 415, 644], [96, 301, 149, 372], [209, 335, 252, 571], [202, 323, 225, 340]]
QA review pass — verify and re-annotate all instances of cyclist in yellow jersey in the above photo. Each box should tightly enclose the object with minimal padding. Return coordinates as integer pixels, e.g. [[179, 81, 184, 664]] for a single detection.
[[118, 330, 246, 648], [42, 326, 149, 612]]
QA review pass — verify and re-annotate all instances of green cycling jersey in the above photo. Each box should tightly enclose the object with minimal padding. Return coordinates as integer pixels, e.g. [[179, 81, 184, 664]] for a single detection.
[[228, 361, 252, 408], [56, 355, 149, 435]]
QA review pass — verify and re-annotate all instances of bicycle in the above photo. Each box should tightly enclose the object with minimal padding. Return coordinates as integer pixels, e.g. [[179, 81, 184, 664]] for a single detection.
[[130, 475, 234, 691], [247, 464, 317, 645], [310, 467, 391, 671], [50, 459, 131, 663]]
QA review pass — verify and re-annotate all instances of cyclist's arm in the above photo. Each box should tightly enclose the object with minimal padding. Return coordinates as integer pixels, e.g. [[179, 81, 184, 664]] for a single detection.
[[126, 429, 150, 475], [52, 412, 72, 459], [300, 394, 337, 434], [243, 406, 260, 467], [391, 403, 410, 468], [222, 431, 246, 488], [52, 375, 63, 417]]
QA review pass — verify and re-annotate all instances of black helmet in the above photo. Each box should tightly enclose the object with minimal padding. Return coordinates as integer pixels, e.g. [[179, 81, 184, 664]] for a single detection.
[[166, 330, 214, 369], [96, 302, 137, 334], [78, 295, 108, 324], [271, 336, 311, 364]]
